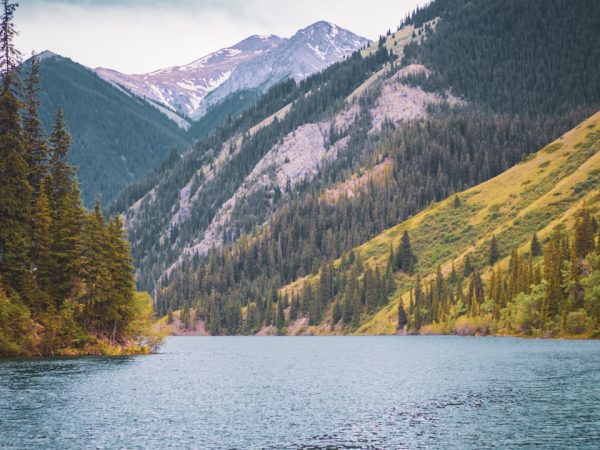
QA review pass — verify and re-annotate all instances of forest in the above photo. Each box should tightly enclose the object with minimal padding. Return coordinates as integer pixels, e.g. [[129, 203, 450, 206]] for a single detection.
[[0, 1, 160, 357]]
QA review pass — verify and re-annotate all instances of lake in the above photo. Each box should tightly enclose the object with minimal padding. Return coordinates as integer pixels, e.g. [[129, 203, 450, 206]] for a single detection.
[[1, 336, 600, 449]]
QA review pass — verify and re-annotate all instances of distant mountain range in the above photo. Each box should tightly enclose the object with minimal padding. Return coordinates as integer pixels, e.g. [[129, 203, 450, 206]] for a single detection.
[[95, 21, 369, 121], [31, 22, 368, 206]]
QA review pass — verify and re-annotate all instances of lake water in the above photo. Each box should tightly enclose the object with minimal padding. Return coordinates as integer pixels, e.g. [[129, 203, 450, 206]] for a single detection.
[[1, 336, 600, 449]]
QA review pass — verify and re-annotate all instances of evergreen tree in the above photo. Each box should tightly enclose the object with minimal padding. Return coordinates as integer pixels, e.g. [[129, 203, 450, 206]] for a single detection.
[[396, 231, 417, 274], [489, 235, 500, 265], [530, 233, 542, 257], [48, 108, 75, 203], [0, 0, 31, 295], [397, 299, 408, 331], [22, 52, 48, 199], [467, 269, 484, 316], [289, 293, 299, 321], [276, 295, 285, 331], [574, 208, 595, 259], [31, 177, 53, 306], [80, 201, 110, 328], [542, 230, 564, 326], [105, 216, 136, 339], [462, 253, 473, 277]]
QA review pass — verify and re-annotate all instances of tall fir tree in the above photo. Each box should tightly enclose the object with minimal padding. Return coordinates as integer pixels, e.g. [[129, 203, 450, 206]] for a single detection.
[[574, 208, 596, 259], [396, 231, 417, 274], [0, 0, 32, 296], [31, 177, 53, 306], [489, 235, 500, 265], [22, 52, 48, 199], [397, 299, 408, 331]]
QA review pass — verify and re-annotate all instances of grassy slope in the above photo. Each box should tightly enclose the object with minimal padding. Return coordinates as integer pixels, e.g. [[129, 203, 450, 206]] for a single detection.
[[282, 110, 600, 335]]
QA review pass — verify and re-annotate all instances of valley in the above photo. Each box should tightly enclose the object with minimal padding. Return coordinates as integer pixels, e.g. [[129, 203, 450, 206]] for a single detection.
[[2, 0, 600, 448]]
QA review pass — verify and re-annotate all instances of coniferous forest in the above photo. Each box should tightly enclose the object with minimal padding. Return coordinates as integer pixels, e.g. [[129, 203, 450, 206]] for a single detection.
[[0, 1, 160, 356]]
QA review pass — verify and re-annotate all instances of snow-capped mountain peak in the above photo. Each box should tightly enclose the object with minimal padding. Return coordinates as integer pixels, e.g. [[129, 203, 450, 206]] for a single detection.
[[95, 22, 368, 121]]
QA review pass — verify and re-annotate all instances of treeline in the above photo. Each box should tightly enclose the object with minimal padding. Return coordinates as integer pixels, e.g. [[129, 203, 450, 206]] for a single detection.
[[0, 2, 156, 356], [160, 235, 404, 335], [404, 209, 600, 337]]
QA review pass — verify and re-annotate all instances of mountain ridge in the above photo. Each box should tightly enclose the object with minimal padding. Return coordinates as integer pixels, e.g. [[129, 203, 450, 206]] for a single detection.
[[95, 21, 369, 120]]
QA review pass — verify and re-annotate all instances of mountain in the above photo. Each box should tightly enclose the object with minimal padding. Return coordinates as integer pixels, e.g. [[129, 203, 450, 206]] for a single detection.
[[111, 0, 600, 335], [32, 52, 191, 207], [198, 21, 370, 116], [96, 22, 369, 120], [95, 35, 284, 120]]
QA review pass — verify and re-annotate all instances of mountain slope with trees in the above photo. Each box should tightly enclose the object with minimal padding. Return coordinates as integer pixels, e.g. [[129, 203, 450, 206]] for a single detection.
[[284, 110, 600, 337], [31, 53, 190, 207], [159, 108, 600, 337]]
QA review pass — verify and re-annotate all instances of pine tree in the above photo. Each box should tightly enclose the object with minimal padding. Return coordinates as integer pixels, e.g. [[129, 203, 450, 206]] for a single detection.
[[48, 108, 75, 203], [462, 254, 473, 277], [542, 230, 563, 327], [530, 233, 542, 257], [49, 180, 84, 304], [80, 201, 111, 328], [46, 110, 83, 304], [396, 231, 417, 274], [342, 269, 357, 325], [289, 293, 299, 321], [453, 195, 461, 208], [31, 177, 53, 307], [489, 235, 500, 265], [276, 295, 285, 331], [22, 52, 48, 199], [467, 269, 484, 316], [384, 246, 396, 297], [397, 299, 408, 331], [574, 208, 595, 259], [105, 216, 135, 339], [0, 0, 32, 295], [412, 275, 423, 331]]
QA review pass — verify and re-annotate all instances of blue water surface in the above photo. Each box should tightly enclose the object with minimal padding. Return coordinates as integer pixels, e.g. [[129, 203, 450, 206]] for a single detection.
[[1, 336, 600, 449]]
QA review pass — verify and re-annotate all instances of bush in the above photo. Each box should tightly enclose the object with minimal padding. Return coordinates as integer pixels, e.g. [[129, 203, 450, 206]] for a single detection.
[[565, 309, 591, 335]]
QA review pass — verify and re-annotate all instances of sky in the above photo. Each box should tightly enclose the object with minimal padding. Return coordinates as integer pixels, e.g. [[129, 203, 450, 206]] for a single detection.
[[15, 0, 427, 74]]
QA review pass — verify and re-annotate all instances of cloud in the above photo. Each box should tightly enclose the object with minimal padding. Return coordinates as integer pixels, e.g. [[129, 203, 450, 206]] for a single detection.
[[14, 0, 425, 73]]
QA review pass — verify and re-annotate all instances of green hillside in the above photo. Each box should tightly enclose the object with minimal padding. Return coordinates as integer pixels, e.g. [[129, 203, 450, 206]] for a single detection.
[[286, 110, 600, 337], [33, 55, 190, 207]]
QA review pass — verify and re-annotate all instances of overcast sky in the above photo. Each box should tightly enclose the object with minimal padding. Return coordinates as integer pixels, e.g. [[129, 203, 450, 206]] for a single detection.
[[15, 0, 426, 74]]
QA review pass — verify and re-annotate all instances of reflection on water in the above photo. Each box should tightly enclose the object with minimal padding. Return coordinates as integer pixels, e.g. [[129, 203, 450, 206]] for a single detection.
[[1, 336, 600, 449]]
